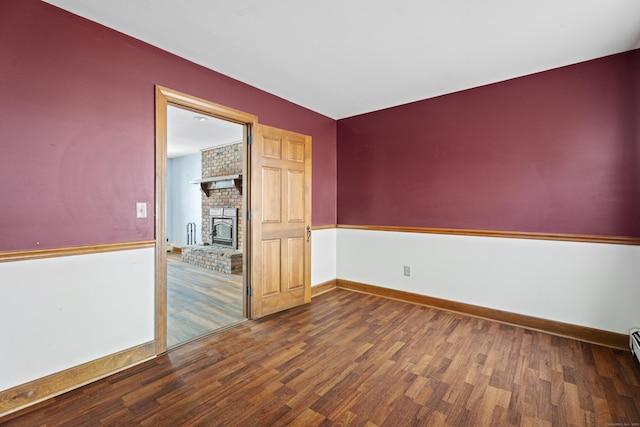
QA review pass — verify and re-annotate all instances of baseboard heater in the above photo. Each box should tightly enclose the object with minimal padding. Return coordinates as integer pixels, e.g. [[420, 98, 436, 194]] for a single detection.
[[631, 328, 640, 364]]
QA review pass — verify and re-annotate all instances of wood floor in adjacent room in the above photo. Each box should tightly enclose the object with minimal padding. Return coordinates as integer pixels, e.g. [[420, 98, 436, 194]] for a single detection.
[[4, 289, 640, 426], [167, 252, 245, 348]]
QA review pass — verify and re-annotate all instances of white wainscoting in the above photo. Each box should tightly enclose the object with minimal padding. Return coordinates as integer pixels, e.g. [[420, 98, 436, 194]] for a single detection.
[[337, 228, 640, 335], [311, 228, 337, 286], [0, 247, 155, 392]]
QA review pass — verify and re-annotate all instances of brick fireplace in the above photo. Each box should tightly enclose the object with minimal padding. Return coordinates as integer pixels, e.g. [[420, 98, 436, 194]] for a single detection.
[[182, 141, 244, 275], [201, 141, 243, 251], [209, 206, 238, 249]]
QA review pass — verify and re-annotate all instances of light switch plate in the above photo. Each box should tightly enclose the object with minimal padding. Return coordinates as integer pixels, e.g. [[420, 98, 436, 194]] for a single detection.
[[136, 202, 147, 218]]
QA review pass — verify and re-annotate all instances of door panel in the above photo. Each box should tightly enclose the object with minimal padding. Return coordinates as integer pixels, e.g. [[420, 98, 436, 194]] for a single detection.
[[287, 237, 305, 289], [251, 124, 311, 318], [261, 239, 281, 295], [262, 168, 282, 223], [288, 140, 305, 162], [263, 136, 282, 159], [288, 170, 305, 222]]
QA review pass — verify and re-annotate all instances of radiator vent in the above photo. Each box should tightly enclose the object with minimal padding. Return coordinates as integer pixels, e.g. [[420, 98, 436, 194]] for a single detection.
[[631, 328, 640, 365]]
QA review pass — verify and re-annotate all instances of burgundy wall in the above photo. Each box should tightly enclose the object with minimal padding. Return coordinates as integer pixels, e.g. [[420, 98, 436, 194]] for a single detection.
[[337, 49, 640, 237], [0, 1, 337, 251], [635, 51, 640, 227]]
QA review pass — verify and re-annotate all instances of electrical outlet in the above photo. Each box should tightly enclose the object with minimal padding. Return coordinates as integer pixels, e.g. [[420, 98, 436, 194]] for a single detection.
[[404, 265, 411, 277], [136, 202, 147, 218]]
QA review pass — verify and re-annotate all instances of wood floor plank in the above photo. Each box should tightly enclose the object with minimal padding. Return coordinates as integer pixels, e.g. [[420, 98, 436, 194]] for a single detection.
[[167, 252, 244, 348], [3, 289, 640, 426]]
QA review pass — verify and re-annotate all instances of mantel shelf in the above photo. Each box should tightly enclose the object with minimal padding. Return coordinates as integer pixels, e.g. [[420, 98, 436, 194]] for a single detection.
[[190, 174, 242, 196]]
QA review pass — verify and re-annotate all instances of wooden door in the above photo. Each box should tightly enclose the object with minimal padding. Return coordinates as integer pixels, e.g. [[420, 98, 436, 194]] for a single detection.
[[250, 124, 311, 318]]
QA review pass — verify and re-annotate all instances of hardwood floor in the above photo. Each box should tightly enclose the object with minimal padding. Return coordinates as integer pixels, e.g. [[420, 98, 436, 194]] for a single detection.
[[4, 289, 640, 426], [167, 252, 244, 348]]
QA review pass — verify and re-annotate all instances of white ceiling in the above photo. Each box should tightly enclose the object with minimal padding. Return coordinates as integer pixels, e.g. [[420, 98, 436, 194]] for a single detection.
[[167, 105, 243, 158], [44, 0, 640, 120]]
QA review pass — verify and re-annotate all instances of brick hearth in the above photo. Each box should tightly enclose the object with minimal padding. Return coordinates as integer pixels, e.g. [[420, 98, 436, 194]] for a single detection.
[[181, 245, 242, 275]]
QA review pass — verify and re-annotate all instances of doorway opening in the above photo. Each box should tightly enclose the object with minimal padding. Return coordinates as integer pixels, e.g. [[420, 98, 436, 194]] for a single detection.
[[166, 105, 245, 348], [155, 86, 258, 354]]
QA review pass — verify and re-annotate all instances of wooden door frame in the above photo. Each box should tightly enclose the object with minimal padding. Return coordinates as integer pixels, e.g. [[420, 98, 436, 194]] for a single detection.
[[154, 86, 257, 354]]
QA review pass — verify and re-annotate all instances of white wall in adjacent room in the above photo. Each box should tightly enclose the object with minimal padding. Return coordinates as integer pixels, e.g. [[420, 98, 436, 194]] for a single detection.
[[167, 153, 202, 248]]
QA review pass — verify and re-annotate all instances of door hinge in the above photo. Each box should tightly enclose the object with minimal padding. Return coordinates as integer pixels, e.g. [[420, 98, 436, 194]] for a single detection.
[[247, 135, 252, 145], [247, 286, 252, 297], [247, 211, 251, 221]]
